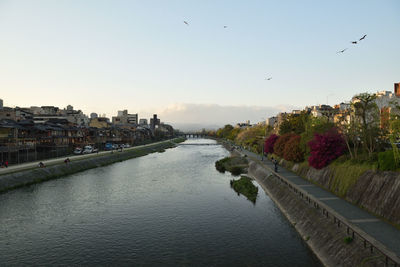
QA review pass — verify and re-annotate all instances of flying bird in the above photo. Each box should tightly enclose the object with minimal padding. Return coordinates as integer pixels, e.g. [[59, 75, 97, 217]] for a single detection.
[[351, 41, 358, 44], [183, 21, 189, 26], [265, 77, 272, 80], [359, 34, 367, 41], [337, 48, 347, 53], [223, 26, 227, 28]]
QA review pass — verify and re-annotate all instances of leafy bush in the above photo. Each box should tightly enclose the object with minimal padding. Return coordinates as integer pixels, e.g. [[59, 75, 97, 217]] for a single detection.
[[308, 129, 346, 169], [230, 176, 258, 203], [215, 156, 248, 175], [264, 134, 279, 154], [230, 166, 245, 176], [344, 237, 353, 244], [283, 135, 304, 162], [215, 157, 229, 173], [378, 150, 397, 171], [274, 133, 296, 157]]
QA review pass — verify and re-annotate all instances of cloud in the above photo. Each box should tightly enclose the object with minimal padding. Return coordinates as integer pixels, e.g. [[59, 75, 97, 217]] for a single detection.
[[156, 103, 298, 130]]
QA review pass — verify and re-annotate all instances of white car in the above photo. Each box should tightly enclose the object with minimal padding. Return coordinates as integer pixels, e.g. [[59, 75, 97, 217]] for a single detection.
[[73, 148, 82, 155], [82, 146, 94, 154]]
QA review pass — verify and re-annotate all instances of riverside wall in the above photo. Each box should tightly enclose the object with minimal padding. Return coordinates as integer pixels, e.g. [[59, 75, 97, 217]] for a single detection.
[[282, 160, 400, 226], [0, 140, 180, 193], [248, 160, 387, 267]]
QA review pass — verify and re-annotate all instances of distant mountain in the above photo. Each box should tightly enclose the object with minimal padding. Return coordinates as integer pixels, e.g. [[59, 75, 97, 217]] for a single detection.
[[158, 103, 298, 131]]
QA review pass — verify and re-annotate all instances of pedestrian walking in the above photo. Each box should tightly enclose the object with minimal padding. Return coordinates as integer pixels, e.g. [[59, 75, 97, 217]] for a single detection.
[[273, 158, 278, 173], [5, 160, 8, 168]]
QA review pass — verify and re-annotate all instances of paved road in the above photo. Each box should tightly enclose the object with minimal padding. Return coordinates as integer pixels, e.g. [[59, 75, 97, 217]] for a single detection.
[[239, 148, 400, 258], [0, 139, 177, 176]]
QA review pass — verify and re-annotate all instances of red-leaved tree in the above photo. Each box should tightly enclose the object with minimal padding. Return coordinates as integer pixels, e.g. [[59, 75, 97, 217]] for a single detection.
[[283, 135, 304, 162], [308, 128, 346, 169], [274, 133, 296, 157], [264, 134, 279, 154]]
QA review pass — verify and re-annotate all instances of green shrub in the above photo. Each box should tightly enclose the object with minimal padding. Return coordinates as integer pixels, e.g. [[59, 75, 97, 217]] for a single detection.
[[215, 156, 248, 175], [230, 176, 258, 203], [378, 150, 397, 171], [344, 236, 353, 244], [230, 166, 244, 176]]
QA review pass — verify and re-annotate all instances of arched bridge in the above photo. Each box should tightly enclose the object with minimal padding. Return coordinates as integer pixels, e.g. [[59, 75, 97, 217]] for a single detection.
[[178, 133, 207, 138]]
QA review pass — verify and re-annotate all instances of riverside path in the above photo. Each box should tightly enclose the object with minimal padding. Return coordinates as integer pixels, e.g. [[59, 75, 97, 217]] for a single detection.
[[0, 139, 179, 176], [238, 147, 400, 261]]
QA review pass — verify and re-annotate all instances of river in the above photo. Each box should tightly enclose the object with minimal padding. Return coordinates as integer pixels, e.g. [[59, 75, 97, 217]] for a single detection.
[[0, 138, 321, 266]]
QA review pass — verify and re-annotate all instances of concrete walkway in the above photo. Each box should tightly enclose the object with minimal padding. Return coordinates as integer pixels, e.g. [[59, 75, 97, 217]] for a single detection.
[[241, 149, 400, 259], [0, 139, 177, 176]]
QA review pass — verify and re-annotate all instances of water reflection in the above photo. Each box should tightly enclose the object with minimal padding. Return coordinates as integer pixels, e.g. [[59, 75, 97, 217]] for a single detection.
[[0, 139, 321, 266]]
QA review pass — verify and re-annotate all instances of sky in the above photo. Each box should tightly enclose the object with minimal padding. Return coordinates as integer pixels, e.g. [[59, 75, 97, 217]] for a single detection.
[[0, 0, 399, 129]]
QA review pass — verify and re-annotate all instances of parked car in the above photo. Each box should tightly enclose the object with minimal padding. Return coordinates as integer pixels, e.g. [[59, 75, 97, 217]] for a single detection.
[[92, 148, 99, 153], [83, 145, 94, 154], [105, 143, 113, 150], [112, 144, 119, 150], [124, 144, 131, 148], [73, 147, 83, 155]]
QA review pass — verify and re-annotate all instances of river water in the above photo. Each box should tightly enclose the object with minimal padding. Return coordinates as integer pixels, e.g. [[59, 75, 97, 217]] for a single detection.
[[0, 139, 321, 266]]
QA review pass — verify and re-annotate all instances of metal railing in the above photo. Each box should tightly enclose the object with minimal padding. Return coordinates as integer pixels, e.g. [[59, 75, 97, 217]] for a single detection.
[[261, 162, 400, 267]]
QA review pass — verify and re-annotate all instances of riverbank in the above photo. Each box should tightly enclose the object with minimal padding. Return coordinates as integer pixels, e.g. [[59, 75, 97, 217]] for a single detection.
[[248, 161, 387, 267], [0, 138, 185, 193], [217, 139, 399, 266]]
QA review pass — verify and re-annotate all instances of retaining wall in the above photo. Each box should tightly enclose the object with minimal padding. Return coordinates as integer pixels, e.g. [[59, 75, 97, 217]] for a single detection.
[[249, 161, 388, 267], [0, 141, 176, 193]]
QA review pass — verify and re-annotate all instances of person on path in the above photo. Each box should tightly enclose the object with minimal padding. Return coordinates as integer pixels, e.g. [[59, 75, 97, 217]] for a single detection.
[[5, 160, 8, 168], [273, 158, 278, 173]]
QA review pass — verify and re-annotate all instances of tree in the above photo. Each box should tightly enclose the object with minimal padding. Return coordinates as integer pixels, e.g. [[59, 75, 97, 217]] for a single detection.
[[283, 135, 304, 162], [308, 129, 346, 169], [335, 108, 361, 159], [279, 112, 310, 135], [216, 124, 234, 139], [264, 134, 279, 154], [300, 116, 335, 156], [353, 93, 381, 158], [274, 133, 296, 157]]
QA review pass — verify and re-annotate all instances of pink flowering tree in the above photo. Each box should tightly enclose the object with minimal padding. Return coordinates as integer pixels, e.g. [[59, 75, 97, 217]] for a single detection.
[[308, 129, 346, 169], [264, 134, 279, 154]]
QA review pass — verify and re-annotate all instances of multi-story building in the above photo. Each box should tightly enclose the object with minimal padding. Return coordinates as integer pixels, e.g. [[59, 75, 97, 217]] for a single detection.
[[150, 114, 160, 130], [266, 117, 277, 128], [89, 117, 110, 128], [395, 82, 400, 97], [310, 105, 337, 120], [60, 105, 89, 126], [112, 110, 138, 125], [139, 119, 148, 125]]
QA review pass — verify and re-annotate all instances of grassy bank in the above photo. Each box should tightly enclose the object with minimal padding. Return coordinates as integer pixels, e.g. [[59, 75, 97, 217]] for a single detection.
[[0, 139, 183, 193], [230, 176, 258, 203], [215, 156, 248, 176]]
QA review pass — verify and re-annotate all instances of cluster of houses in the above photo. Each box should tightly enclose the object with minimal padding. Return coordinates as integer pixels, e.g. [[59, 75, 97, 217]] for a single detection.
[[0, 101, 174, 164], [265, 82, 400, 132]]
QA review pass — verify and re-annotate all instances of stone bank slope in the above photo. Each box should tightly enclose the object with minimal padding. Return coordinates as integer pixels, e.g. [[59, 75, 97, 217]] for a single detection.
[[249, 161, 387, 267], [290, 162, 400, 226], [0, 140, 179, 193]]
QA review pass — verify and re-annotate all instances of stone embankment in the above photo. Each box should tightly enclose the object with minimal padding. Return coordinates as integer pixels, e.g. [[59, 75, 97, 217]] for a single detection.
[[0, 139, 180, 193], [248, 161, 387, 267], [284, 160, 400, 226]]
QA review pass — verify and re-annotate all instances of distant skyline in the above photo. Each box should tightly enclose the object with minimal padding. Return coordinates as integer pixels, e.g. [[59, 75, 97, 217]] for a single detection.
[[1, 0, 399, 126]]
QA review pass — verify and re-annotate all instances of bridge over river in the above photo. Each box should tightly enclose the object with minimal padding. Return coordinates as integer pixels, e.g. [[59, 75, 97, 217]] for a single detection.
[[178, 143, 219, 146]]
